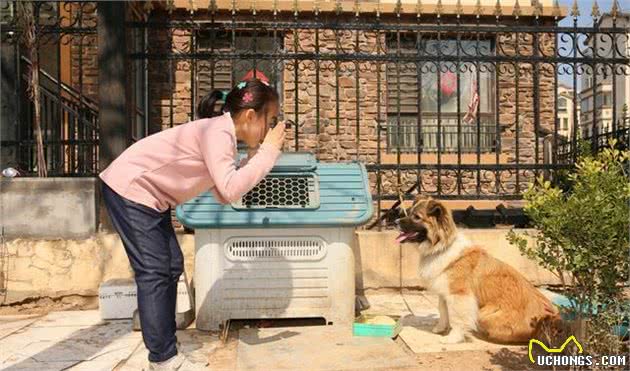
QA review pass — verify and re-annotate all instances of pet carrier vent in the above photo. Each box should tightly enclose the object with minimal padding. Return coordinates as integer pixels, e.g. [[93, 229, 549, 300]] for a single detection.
[[232, 174, 319, 209], [225, 237, 326, 261]]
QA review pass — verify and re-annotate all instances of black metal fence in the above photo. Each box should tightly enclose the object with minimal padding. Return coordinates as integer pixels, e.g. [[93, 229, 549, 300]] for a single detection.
[[557, 126, 630, 163], [2, 1, 629, 214], [0, 1, 98, 176]]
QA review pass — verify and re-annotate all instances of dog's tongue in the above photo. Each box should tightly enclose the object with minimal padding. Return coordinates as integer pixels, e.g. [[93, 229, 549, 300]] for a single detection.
[[396, 231, 419, 244]]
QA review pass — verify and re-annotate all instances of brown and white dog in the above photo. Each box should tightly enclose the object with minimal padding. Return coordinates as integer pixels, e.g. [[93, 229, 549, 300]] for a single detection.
[[396, 196, 560, 344]]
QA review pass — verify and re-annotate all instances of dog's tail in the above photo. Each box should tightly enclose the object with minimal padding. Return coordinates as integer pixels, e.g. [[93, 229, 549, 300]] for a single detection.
[[533, 310, 565, 344]]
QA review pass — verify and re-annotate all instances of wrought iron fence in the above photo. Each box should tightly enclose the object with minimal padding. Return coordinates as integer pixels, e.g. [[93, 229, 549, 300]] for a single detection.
[[2, 1, 630, 221], [0, 1, 99, 176], [557, 126, 630, 163], [124, 1, 630, 212]]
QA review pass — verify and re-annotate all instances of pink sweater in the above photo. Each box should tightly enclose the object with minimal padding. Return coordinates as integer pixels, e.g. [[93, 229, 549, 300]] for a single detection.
[[99, 112, 281, 211]]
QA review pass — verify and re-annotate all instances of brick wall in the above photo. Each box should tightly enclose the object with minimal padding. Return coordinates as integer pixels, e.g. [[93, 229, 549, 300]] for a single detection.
[[69, 3, 98, 103], [282, 29, 386, 164], [148, 25, 195, 132], [143, 16, 558, 201]]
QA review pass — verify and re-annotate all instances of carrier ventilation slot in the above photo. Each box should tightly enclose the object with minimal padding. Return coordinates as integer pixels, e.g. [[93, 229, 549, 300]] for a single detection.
[[232, 174, 319, 209], [225, 237, 327, 261]]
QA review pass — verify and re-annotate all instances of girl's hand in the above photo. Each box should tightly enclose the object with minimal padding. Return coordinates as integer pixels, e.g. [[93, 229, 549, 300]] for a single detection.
[[262, 121, 286, 151]]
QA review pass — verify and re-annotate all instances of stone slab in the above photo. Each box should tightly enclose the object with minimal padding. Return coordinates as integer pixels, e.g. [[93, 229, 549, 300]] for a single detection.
[[394, 291, 538, 355], [237, 326, 417, 370], [0, 310, 140, 371], [0, 315, 42, 340], [398, 317, 521, 354]]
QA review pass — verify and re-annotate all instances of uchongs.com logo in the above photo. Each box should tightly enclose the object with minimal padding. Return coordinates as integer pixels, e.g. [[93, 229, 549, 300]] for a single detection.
[[528, 335, 628, 368]]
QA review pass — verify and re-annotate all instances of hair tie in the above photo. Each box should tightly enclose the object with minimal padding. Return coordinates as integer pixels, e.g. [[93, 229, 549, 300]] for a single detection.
[[237, 81, 247, 90], [220, 91, 229, 100]]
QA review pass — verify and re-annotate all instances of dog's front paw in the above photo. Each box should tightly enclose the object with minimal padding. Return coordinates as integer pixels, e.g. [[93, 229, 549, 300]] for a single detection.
[[439, 330, 465, 344], [431, 324, 449, 334]]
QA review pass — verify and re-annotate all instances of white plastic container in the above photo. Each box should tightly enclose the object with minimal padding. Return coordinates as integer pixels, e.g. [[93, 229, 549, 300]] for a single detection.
[[99, 273, 193, 320], [194, 227, 355, 331], [98, 279, 137, 320]]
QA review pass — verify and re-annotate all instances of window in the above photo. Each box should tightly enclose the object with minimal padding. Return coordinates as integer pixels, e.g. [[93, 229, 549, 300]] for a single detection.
[[584, 77, 593, 89], [594, 94, 611, 109], [386, 37, 496, 153], [558, 98, 567, 110], [562, 118, 569, 131]]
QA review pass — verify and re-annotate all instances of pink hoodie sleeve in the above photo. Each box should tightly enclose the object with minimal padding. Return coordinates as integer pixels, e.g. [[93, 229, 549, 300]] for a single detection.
[[200, 124, 281, 204]]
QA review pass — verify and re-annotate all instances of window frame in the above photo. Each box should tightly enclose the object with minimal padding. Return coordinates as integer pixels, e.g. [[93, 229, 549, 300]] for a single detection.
[[385, 34, 497, 154]]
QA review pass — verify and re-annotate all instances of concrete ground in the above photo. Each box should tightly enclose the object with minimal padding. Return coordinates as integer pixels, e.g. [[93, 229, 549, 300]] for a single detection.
[[0, 291, 540, 371]]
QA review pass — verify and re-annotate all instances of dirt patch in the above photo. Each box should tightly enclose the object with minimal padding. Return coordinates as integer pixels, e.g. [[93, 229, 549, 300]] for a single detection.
[[411, 348, 540, 371], [0, 295, 98, 315]]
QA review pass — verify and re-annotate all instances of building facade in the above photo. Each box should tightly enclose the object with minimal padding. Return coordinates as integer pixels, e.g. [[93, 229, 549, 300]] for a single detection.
[[580, 12, 630, 138], [557, 84, 580, 139]]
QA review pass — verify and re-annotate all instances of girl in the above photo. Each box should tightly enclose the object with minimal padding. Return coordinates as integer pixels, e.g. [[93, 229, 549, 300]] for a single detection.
[[100, 79, 286, 370]]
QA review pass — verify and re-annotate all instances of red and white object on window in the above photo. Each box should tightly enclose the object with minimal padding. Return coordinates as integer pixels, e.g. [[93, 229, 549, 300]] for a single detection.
[[241, 69, 270, 83]]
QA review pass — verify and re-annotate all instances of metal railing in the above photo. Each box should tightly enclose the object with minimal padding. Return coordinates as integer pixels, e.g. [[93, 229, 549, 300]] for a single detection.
[[0, 1, 99, 176], [2, 1, 629, 217], [3, 61, 100, 176], [386, 118, 497, 153]]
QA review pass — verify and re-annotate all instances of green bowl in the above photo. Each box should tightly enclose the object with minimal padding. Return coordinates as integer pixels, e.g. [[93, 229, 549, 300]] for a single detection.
[[353, 314, 402, 338]]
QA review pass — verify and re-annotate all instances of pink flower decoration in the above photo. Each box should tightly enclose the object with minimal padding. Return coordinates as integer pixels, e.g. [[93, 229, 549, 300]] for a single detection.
[[440, 71, 457, 98], [243, 92, 253, 103]]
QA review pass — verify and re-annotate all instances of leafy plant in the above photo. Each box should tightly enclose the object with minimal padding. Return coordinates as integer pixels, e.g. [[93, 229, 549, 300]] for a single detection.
[[508, 140, 629, 367]]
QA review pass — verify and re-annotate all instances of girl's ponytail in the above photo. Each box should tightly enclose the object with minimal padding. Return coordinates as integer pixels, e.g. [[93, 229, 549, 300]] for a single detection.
[[197, 90, 227, 119], [198, 77, 279, 120]]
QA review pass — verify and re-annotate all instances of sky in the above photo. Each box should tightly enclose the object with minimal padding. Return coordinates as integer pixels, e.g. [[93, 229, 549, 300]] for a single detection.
[[556, 0, 628, 88], [557, 0, 628, 27]]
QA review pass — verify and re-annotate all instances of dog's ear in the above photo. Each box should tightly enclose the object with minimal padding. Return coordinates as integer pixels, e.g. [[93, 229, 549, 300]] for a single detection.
[[414, 194, 430, 204], [427, 199, 446, 219]]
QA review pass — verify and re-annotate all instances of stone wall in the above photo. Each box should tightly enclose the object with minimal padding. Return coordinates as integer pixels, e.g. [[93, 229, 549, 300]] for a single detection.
[[1, 230, 559, 306], [1, 234, 195, 305], [354, 229, 561, 290], [1, 178, 98, 239]]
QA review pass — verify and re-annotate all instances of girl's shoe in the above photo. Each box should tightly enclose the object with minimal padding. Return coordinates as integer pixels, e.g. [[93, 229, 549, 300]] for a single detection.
[[148, 353, 185, 371]]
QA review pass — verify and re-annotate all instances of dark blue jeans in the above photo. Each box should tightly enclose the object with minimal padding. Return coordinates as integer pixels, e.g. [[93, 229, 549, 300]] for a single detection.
[[102, 182, 183, 362]]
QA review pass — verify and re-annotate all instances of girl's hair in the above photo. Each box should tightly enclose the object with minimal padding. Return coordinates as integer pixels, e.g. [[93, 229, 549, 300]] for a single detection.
[[197, 79, 279, 119]]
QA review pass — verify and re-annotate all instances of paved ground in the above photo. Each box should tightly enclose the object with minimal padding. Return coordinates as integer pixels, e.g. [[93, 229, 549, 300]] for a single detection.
[[0, 291, 537, 371]]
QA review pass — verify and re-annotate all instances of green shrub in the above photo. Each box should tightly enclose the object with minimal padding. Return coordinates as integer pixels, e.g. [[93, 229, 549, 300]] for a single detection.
[[508, 140, 629, 366]]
